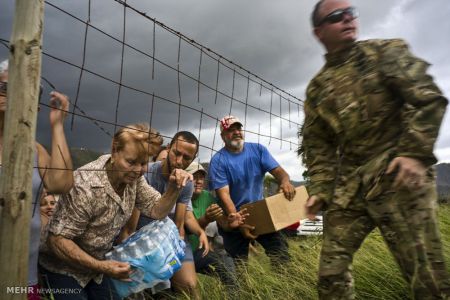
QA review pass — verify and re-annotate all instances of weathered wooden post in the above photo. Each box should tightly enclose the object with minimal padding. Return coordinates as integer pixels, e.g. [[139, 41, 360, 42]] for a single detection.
[[0, 0, 44, 299]]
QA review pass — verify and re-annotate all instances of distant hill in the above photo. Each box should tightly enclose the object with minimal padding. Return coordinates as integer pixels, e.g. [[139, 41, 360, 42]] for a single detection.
[[436, 163, 450, 185], [292, 180, 306, 187], [264, 163, 450, 203], [263, 174, 305, 197], [436, 163, 450, 204], [38, 145, 104, 170], [65, 148, 450, 203], [70, 148, 103, 169]]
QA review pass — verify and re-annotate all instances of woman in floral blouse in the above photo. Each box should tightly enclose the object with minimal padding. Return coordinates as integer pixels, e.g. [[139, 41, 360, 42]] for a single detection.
[[40, 123, 193, 300]]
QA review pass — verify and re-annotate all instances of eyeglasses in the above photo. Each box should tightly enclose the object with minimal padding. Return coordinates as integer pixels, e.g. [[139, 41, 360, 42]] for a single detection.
[[0, 81, 44, 98], [318, 7, 358, 26]]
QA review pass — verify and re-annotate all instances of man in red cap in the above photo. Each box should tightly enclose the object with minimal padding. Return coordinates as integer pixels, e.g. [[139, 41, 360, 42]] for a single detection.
[[209, 115, 296, 266]]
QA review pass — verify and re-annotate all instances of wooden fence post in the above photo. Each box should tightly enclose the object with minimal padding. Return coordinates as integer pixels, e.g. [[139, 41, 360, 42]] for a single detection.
[[0, 0, 44, 299]]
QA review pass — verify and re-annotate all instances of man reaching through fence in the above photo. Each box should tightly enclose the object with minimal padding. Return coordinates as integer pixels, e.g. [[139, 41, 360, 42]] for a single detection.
[[123, 131, 207, 299]]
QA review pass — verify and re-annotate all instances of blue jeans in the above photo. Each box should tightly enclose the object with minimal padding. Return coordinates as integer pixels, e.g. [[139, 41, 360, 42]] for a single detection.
[[40, 266, 121, 300], [193, 249, 237, 286], [218, 228, 290, 266]]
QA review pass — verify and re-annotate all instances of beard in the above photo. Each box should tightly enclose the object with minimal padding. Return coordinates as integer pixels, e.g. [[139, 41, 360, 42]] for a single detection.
[[226, 138, 244, 151]]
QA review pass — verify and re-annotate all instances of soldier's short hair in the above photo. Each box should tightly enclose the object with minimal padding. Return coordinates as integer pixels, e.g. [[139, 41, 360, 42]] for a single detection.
[[312, 0, 325, 27]]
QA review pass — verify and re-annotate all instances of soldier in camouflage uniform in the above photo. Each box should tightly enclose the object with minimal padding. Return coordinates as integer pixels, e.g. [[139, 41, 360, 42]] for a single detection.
[[300, 0, 450, 299]]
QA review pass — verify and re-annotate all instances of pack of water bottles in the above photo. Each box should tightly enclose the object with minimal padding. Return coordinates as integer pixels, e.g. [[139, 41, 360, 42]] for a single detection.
[[106, 217, 186, 298]]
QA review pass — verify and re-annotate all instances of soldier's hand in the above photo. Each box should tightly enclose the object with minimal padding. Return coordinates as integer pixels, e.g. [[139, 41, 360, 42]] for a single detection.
[[239, 224, 257, 240], [306, 195, 323, 221], [386, 156, 426, 190]]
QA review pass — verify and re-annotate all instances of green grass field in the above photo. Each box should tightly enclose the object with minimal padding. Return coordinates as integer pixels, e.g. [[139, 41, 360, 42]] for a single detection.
[[191, 205, 450, 300]]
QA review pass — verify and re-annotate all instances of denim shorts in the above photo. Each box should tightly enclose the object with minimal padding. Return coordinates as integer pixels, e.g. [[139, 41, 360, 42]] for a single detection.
[[183, 240, 194, 262]]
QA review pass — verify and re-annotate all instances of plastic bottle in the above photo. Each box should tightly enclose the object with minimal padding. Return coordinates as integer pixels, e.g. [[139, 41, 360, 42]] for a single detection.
[[115, 247, 127, 261], [110, 217, 185, 298], [105, 252, 113, 261], [136, 235, 151, 256], [128, 241, 143, 259]]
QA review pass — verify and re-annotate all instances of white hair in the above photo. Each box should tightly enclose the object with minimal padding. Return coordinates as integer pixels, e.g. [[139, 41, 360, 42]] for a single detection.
[[0, 59, 9, 75]]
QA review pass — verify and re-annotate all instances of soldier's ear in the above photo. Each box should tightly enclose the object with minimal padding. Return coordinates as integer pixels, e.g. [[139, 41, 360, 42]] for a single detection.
[[314, 27, 323, 41]]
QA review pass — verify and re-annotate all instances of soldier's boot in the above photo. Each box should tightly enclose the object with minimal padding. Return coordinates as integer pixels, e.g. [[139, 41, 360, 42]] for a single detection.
[[318, 273, 354, 300]]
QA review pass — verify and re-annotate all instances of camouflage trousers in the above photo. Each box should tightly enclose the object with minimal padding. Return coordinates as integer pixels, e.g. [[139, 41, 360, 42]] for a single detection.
[[318, 177, 450, 300]]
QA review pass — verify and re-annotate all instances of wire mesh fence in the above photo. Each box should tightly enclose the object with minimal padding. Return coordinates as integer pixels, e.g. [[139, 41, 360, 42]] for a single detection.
[[1, 0, 304, 167]]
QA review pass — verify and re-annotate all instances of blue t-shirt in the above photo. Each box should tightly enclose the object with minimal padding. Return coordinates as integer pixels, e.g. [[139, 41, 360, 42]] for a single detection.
[[208, 142, 279, 210], [137, 161, 193, 229]]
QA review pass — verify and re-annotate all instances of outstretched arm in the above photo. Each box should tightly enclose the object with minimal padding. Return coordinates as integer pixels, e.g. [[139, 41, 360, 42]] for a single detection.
[[185, 211, 209, 256], [37, 91, 73, 194], [269, 166, 295, 200], [380, 40, 448, 190], [48, 233, 131, 280], [197, 203, 223, 228], [215, 185, 237, 215], [300, 85, 339, 218], [174, 203, 187, 239], [380, 39, 448, 167], [136, 169, 192, 220]]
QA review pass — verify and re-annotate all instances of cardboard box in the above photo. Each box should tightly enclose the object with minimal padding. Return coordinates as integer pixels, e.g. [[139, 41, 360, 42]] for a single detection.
[[241, 186, 309, 236]]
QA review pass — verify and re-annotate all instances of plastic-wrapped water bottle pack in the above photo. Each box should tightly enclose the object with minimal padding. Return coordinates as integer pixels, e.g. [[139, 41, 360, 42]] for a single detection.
[[106, 217, 186, 298]]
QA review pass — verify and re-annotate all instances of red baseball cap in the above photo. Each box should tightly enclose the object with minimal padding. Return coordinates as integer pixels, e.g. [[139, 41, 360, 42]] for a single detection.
[[219, 115, 243, 132]]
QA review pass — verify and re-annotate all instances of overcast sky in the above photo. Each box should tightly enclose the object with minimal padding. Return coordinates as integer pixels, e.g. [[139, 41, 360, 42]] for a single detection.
[[1, 0, 449, 181]]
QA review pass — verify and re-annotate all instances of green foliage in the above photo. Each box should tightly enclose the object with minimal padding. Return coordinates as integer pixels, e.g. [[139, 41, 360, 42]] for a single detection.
[[263, 174, 278, 197]]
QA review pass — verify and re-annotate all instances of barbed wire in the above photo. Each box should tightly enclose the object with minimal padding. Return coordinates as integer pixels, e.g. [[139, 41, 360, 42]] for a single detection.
[[1, 0, 303, 176], [44, 1, 303, 129], [110, 0, 303, 104], [43, 0, 304, 126]]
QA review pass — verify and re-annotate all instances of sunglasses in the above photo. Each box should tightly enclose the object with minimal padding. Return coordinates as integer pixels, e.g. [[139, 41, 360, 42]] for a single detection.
[[318, 7, 358, 26], [0, 81, 44, 98]]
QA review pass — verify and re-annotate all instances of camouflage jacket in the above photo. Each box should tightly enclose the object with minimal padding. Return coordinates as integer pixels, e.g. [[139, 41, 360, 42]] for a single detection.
[[300, 39, 447, 207]]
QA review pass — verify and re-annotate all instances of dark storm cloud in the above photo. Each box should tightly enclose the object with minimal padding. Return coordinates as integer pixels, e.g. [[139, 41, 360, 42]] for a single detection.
[[2, 0, 449, 179]]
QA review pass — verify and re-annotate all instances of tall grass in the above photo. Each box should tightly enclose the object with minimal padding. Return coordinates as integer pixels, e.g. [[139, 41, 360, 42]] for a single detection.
[[189, 205, 450, 300]]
